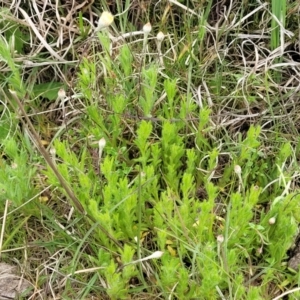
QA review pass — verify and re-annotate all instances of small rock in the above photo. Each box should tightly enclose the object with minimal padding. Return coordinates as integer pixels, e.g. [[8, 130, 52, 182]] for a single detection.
[[0, 262, 31, 299]]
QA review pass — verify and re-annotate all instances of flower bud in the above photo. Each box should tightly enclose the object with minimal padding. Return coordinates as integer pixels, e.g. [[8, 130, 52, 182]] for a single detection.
[[157, 31, 165, 42], [234, 165, 242, 175], [268, 217, 276, 225], [148, 251, 164, 259], [97, 11, 114, 30], [57, 88, 66, 100], [98, 137, 106, 150], [143, 22, 152, 34], [217, 235, 224, 244], [50, 148, 56, 156]]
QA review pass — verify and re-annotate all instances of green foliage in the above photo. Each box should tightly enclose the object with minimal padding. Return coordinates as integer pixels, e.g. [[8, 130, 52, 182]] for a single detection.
[[40, 26, 300, 297], [135, 120, 153, 167], [0, 35, 25, 97], [0, 103, 12, 141], [271, 0, 286, 51], [32, 82, 66, 101], [163, 78, 177, 118], [1, 0, 300, 299], [78, 57, 96, 100], [139, 65, 159, 117], [0, 138, 36, 209], [271, 0, 286, 81], [118, 44, 133, 77], [0, 12, 24, 54]]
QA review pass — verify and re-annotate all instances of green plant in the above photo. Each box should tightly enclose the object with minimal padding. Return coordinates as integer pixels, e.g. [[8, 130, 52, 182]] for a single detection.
[[1, 1, 300, 299]]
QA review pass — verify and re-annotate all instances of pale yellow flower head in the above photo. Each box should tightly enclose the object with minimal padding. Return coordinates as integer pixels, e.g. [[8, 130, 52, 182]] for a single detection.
[[97, 11, 114, 30]]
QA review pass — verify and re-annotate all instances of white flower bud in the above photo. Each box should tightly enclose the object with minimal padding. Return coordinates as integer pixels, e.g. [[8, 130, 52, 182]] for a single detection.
[[257, 247, 263, 255], [50, 148, 56, 156], [147, 251, 164, 259], [157, 31, 165, 42], [57, 88, 66, 100], [98, 137, 106, 150], [143, 22, 152, 34], [234, 165, 242, 175], [217, 235, 224, 244], [97, 11, 114, 30], [268, 217, 276, 225]]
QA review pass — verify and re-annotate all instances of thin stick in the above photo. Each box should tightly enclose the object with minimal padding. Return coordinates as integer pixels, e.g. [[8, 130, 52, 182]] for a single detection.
[[0, 200, 9, 258]]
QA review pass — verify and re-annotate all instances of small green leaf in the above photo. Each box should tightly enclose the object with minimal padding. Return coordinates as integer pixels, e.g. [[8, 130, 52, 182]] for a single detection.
[[32, 82, 65, 100]]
